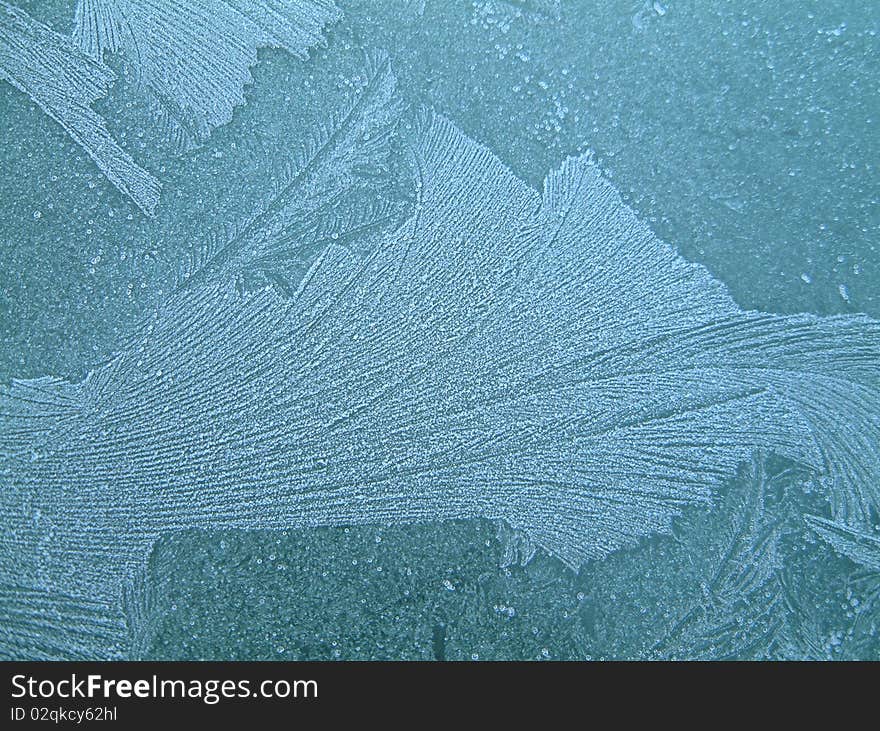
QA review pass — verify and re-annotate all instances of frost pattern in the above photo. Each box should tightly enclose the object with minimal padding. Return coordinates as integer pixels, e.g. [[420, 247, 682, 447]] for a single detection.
[[0, 583, 128, 661], [782, 516, 880, 658], [806, 515, 880, 573], [0, 1, 160, 215], [651, 478, 785, 658], [73, 0, 342, 152], [1, 112, 878, 659], [582, 458, 805, 659], [176, 53, 405, 292]]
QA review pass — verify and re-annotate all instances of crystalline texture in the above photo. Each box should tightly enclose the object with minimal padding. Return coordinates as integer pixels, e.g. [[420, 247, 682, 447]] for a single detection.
[[1, 113, 878, 658], [73, 0, 342, 152], [581, 457, 800, 660], [0, 1, 160, 215], [176, 53, 404, 292], [806, 515, 880, 573]]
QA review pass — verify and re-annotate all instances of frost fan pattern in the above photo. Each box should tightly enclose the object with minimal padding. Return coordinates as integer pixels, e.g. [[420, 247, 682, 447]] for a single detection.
[[73, 0, 342, 152], [1, 0, 339, 216], [1, 112, 879, 659], [0, 1, 160, 215]]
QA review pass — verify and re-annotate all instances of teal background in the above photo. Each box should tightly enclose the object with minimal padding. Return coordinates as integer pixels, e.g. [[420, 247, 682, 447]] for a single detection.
[[1, 1, 877, 659]]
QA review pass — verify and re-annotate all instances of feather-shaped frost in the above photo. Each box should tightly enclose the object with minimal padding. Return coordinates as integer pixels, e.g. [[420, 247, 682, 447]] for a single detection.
[[72, 0, 342, 152], [1, 113, 878, 658], [0, 583, 129, 660], [781, 516, 880, 658], [581, 457, 800, 660], [647, 460, 791, 659], [806, 515, 880, 573], [0, 1, 160, 215], [177, 52, 405, 291]]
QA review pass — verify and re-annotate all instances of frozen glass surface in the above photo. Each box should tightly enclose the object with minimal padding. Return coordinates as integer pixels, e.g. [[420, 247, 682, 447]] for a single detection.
[[1, 0, 878, 660]]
